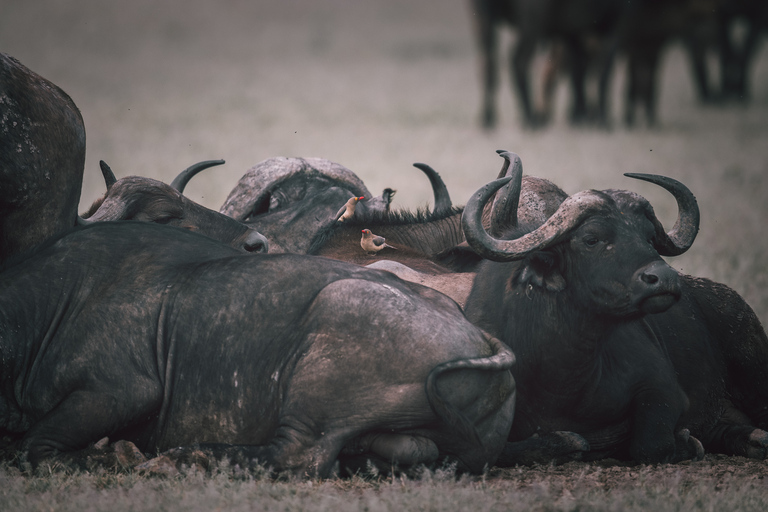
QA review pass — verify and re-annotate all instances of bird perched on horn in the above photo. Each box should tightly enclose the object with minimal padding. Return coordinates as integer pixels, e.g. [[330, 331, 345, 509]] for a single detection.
[[334, 196, 365, 222], [361, 229, 396, 255]]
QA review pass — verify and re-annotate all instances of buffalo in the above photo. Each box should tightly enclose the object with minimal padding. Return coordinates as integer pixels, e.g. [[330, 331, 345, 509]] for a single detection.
[[219, 157, 396, 254], [716, 0, 767, 102], [307, 153, 567, 308], [0, 53, 85, 263], [0, 221, 515, 477], [462, 156, 768, 463], [469, 0, 626, 128], [81, 159, 268, 253]]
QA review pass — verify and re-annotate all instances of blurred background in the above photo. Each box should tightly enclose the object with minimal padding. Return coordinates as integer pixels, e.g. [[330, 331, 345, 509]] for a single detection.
[[2, 0, 767, 319]]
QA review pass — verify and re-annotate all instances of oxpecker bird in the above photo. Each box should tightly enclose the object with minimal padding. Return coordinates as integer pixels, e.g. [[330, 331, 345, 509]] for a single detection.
[[361, 229, 396, 255], [335, 196, 364, 222]]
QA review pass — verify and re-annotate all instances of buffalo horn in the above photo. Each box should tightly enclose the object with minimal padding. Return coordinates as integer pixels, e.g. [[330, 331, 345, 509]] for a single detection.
[[624, 173, 700, 256], [220, 157, 372, 220], [170, 159, 225, 192], [489, 150, 524, 236], [99, 160, 117, 189], [412, 163, 452, 215], [462, 177, 609, 262]]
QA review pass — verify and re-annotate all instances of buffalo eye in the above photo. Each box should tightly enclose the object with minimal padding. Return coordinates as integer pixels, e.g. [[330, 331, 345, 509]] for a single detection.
[[583, 235, 600, 248], [154, 215, 177, 225]]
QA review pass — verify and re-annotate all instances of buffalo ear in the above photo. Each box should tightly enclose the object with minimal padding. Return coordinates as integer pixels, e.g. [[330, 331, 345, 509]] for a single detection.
[[515, 251, 566, 292]]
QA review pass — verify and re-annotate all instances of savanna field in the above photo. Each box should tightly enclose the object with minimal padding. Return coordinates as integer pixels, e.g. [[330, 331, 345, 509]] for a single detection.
[[2, 0, 768, 509]]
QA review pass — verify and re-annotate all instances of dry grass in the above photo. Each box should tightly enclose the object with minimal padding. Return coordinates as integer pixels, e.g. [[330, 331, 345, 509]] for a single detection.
[[2, 456, 768, 512]]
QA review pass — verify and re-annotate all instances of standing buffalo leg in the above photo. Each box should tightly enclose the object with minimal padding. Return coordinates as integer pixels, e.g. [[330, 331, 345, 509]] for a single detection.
[[472, 0, 501, 128]]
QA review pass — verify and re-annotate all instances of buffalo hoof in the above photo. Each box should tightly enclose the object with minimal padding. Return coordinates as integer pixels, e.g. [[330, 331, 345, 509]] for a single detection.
[[743, 429, 768, 459], [81, 439, 147, 472], [135, 455, 181, 477], [495, 431, 591, 467], [673, 429, 705, 462], [136, 446, 218, 476], [25, 439, 149, 474], [112, 440, 147, 469]]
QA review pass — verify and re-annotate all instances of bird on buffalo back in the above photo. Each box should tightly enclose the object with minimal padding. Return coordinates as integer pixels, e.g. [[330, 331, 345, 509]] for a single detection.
[[361, 229, 396, 255], [335, 196, 365, 222]]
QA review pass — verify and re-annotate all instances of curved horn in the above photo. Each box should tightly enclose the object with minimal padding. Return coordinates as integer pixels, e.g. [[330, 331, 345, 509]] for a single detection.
[[99, 160, 117, 189], [462, 178, 610, 262], [220, 157, 372, 220], [489, 150, 524, 236], [624, 173, 700, 256], [170, 159, 225, 192], [412, 163, 452, 215]]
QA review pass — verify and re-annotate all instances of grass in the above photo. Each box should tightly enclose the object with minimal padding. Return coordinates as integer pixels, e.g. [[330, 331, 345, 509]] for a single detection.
[[3, 456, 768, 512]]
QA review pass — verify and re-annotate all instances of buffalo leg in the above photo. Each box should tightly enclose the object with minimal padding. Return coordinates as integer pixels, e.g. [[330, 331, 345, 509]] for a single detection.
[[495, 431, 590, 467], [20, 389, 160, 471], [629, 388, 696, 463], [144, 426, 350, 479], [472, 0, 500, 129], [566, 36, 588, 124], [511, 1, 551, 128]]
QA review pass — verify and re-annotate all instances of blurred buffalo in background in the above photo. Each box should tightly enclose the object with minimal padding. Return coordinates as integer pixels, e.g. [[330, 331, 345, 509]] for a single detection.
[[469, 0, 767, 128]]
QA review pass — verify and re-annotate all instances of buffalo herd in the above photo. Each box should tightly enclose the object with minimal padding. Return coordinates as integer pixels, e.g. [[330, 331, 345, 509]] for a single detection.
[[471, 0, 768, 128], [2, 51, 768, 478]]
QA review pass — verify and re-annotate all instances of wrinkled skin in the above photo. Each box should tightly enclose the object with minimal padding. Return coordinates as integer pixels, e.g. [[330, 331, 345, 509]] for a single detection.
[[83, 171, 269, 253], [0, 222, 515, 477], [0, 53, 85, 262]]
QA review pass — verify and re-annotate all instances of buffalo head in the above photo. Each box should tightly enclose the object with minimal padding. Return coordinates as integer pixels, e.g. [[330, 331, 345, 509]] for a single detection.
[[218, 157, 393, 253], [463, 156, 700, 318], [82, 160, 268, 253]]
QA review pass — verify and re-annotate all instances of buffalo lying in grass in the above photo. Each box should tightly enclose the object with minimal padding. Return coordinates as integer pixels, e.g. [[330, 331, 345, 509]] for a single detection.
[[0, 221, 515, 477], [82, 159, 268, 253], [462, 157, 768, 463]]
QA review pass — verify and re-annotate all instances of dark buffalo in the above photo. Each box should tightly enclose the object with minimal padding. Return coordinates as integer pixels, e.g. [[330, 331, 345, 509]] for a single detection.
[[308, 153, 567, 307], [0, 221, 515, 477], [309, 150, 567, 307], [716, 0, 768, 102], [469, 0, 626, 128], [219, 157, 396, 254], [82, 159, 268, 253], [619, 0, 721, 126], [0, 53, 85, 262], [462, 158, 768, 463]]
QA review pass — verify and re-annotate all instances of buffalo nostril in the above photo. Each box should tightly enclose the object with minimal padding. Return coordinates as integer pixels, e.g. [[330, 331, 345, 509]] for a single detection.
[[243, 231, 269, 253], [245, 241, 266, 253], [641, 272, 659, 285]]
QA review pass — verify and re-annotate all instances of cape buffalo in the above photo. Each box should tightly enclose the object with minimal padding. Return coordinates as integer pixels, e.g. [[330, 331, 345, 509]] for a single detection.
[[0, 53, 85, 262], [469, 0, 626, 128], [219, 157, 396, 254], [462, 161, 768, 463], [308, 153, 567, 308], [81, 159, 269, 253], [0, 221, 515, 477]]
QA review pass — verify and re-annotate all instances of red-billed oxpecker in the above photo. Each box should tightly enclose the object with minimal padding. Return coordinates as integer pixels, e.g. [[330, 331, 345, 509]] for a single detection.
[[361, 228, 396, 255]]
